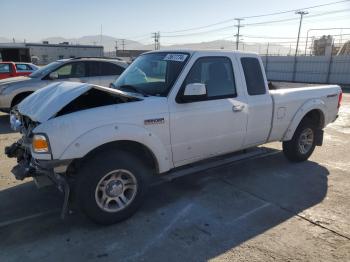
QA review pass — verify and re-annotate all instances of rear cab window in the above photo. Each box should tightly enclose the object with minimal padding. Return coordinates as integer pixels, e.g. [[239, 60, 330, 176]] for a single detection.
[[241, 57, 266, 96], [0, 64, 11, 73], [16, 64, 31, 71]]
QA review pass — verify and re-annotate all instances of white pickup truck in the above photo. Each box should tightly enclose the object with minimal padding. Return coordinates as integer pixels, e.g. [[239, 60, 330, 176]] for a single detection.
[[6, 50, 342, 224]]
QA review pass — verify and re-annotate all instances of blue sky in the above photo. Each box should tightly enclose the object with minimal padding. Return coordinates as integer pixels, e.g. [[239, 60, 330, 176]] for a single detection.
[[2, 0, 350, 46]]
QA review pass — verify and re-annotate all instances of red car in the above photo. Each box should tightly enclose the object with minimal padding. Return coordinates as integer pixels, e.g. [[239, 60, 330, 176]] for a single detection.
[[0, 62, 39, 80]]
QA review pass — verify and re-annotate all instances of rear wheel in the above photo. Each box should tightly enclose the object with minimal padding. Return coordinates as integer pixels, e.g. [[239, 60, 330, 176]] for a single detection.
[[76, 149, 151, 225], [283, 121, 317, 162]]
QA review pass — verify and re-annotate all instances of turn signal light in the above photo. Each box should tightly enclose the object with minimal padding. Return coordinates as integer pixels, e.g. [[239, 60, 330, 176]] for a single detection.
[[32, 134, 50, 153]]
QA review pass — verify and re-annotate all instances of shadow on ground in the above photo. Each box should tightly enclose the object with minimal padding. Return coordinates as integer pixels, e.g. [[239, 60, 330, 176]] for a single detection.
[[0, 152, 329, 261], [0, 114, 15, 134]]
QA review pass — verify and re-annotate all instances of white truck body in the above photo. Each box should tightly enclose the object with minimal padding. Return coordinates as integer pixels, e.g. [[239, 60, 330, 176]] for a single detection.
[[16, 50, 340, 172], [6, 50, 341, 223]]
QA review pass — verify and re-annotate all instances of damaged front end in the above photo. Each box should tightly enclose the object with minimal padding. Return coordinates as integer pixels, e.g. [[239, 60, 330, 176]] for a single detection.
[[5, 110, 71, 218]]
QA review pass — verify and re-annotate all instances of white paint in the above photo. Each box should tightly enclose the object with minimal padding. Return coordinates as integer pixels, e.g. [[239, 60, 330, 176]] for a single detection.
[[226, 203, 271, 225], [0, 209, 59, 228], [107, 203, 193, 258]]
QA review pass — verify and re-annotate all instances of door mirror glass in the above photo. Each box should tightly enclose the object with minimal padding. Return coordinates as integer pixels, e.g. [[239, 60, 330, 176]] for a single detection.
[[182, 83, 207, 101], [49, 71, 59, 80]]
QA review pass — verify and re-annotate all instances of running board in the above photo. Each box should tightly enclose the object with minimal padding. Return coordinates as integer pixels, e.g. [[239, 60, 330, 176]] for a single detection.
[[160, 147, 279, 182]]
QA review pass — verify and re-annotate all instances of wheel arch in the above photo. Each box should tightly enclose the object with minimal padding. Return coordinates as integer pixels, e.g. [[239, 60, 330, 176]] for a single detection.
[[81, 140, 160, 174], [11, 91, 33, 108], [283, 99, 326, 141]]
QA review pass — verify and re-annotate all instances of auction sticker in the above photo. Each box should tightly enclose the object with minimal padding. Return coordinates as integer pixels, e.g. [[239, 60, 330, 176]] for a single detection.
[[163, 54, 188, 62]]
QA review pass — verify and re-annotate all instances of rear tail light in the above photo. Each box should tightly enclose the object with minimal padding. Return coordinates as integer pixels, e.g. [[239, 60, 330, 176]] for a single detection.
[[338, 91, 343, 109]]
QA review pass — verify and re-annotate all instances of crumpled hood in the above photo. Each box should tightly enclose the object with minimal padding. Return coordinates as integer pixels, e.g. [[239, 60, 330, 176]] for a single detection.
[[0, 76, 31, 85], [18, 81, 141, 123]]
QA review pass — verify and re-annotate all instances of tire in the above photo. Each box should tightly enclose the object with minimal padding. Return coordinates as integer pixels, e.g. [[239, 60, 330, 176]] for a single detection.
[[283, 120, 317, 162], [76, 149, 151, 225]]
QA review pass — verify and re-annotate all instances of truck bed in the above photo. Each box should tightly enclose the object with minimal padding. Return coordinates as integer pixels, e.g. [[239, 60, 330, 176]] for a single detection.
[[268, 84, 340, 142], [269, 81, 327, 90]]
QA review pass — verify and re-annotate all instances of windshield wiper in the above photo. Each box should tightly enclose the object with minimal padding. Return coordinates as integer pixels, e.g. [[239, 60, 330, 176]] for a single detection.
[[117, 85, 149, 97]]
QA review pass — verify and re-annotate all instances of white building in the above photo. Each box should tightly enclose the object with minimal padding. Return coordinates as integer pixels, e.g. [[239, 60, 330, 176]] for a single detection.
[[0, 42, 104, 65]]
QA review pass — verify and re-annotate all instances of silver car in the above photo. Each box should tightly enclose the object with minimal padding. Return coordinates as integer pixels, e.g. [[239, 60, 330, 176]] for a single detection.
[[0, 57, 128, 112]]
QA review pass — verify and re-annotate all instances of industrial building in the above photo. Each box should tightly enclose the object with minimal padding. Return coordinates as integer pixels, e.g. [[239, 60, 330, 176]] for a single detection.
[[0, 42, 104, 65]]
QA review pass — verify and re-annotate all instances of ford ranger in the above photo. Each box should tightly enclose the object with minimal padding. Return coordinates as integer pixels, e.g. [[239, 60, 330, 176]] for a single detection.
[[5, 50, 342, 224]]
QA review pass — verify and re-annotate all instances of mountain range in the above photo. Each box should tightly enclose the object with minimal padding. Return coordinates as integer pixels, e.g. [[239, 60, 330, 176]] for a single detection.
[[0, 35, 292, 55]]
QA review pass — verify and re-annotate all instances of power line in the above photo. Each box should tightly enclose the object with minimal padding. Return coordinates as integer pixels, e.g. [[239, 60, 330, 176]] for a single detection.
[[161, 8, 350, 38], [244, 8, 350, 26], [161, 0, 349, 34]]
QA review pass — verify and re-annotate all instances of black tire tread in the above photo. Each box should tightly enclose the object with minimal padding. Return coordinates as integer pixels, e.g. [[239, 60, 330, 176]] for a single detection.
[[283, 120, 317, 162], [75, 149, 151, 225]]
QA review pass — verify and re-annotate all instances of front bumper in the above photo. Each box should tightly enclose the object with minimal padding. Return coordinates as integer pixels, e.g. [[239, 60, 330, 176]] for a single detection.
[[5, 142, 73, 218]]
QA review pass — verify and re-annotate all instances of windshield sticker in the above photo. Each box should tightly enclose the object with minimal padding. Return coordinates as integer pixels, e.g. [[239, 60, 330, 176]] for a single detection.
[[163, 54, 188, 62]]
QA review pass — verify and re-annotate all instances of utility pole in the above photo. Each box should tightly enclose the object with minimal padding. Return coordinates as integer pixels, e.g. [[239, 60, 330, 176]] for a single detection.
[[295, 11, 308, 56], [293, 10, 308, 81], [115, 41, 118, 57], [152, 32, 160, 50], [121, 39, 125, 52], [234, 18, 244, 50], [100, 24, 103, 44]]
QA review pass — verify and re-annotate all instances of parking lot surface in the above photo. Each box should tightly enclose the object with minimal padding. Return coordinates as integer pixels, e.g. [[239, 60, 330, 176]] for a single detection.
[[0, 93, 349, 262]]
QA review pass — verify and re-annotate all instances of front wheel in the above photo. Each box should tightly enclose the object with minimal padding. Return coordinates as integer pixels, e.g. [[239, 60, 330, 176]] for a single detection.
[[76, 149, 151, 225], [283, 121, 317, 162]]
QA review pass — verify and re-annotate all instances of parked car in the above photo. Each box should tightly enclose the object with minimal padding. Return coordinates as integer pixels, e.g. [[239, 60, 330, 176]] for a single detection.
[[0, 62, 39, 80], [0, 57, 128, 112], [6, 50, 342, 224]]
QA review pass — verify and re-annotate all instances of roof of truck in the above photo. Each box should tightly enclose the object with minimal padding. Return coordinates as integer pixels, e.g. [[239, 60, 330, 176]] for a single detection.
[[145, 49, 258, 56]]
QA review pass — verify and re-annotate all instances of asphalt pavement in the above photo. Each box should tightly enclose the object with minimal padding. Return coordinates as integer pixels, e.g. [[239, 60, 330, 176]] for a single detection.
[[0, 93, 349, 262]]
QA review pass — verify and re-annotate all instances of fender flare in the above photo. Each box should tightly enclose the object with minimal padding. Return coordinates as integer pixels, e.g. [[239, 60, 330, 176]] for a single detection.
[[282, 98, 327, 141], [59, 123, 173, 173]]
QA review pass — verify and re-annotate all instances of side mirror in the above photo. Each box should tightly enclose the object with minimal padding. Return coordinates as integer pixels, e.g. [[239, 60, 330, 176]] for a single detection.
[[182, 83, 207, 102], [49, 71, 59, 80]]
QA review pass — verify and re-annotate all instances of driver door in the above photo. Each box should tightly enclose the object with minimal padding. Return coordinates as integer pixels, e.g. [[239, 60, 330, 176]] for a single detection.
[[169, 56, 248, 167]]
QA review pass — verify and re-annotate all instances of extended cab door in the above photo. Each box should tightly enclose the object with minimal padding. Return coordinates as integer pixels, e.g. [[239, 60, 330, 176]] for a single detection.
[[169, 55, 248, 167], [238, 55, 273, 147]]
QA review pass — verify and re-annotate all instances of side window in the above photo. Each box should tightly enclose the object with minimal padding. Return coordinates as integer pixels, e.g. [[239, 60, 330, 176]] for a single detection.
[[87, 61, 101, 77], [241, 57, 266, 95], [54, 62, 86, 79], [16, 64, 31, 71], [101, 62, 124, 76], [0, 64, 10, 73], [184, 57, 236, 99]]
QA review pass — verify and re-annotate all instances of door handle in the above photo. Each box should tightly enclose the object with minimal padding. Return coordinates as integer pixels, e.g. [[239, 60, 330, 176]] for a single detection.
[[232, 104, 245, 112]]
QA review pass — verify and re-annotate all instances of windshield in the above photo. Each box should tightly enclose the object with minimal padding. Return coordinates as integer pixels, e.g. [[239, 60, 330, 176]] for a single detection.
[[29, 61, 63, 78], [112, 52, 189, 96]]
